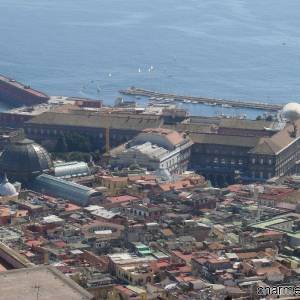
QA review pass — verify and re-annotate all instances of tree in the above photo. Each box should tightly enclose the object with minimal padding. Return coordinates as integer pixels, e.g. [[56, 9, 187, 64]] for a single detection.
[[64, 132, 92, 152], [55, 135, 68, 153], [68, 151, 91, 162]]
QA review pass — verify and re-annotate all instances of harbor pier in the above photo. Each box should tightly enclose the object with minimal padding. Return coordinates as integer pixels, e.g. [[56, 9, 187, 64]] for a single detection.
[[120, 87, 284, 111]]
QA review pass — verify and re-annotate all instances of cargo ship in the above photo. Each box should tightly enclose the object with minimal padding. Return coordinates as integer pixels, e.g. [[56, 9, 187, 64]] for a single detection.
[[0, 75, 49, 107]]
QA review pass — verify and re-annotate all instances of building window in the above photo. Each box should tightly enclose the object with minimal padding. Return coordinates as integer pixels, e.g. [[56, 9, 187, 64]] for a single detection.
[[260, 158, 264, 164], [238, 159, 243, 165], [221, 158, 225, 164], [214, 157, 218, 164], [252, 171, 255, 178], [268, 159, 272, 165], [260, 171, 264, 179], [231, 159, 235, 165], [252, 158, 255, 164]]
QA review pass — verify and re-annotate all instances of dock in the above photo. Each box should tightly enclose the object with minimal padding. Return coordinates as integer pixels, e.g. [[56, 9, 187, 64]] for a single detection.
[[119, 87, 283, 111]]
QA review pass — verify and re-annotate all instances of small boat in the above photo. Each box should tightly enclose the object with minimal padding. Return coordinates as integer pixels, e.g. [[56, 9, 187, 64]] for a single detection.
[[192, 101, 198, 104], [222, 104, 232, 108], [138, 68, 141, 73]]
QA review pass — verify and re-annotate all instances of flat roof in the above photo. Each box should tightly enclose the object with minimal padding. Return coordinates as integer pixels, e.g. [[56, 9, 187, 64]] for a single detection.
[[0, 266, 93, 300], [250, 218, 289, 230]]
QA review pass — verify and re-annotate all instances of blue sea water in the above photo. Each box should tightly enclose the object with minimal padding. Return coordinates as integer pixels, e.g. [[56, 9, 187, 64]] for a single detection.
[[1, 0, 300, 117]]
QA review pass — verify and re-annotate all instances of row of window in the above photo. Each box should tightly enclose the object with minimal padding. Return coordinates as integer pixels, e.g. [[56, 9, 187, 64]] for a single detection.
[[193, 147, 245, 156], [251, 171, 272, 179], [211, 158, 243, 165], [25, 127, 132, 141], [251, 158, 273, 165], [161, 156, 179, 169]]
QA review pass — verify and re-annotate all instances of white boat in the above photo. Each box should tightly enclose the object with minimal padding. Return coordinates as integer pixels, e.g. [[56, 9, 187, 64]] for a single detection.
[[222, 104, 232, 108]]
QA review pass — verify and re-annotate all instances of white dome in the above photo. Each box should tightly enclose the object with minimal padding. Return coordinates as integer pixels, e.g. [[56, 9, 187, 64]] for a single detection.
[[282, 102, 300, 122], [0, 174, 17, 197]]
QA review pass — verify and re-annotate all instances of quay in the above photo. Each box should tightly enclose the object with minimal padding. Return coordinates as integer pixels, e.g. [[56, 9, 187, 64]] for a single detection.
[[119, 87, 284, 111]]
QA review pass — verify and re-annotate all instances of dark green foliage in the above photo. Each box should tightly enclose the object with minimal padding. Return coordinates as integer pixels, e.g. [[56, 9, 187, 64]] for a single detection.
[[53, 151, 91, 163], [64, 132, 92, 152], [55, 135, 68, 152]]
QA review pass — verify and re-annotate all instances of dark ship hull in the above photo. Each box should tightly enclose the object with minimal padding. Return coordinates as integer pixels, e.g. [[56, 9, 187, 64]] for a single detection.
[[0, 75, 49, 107]]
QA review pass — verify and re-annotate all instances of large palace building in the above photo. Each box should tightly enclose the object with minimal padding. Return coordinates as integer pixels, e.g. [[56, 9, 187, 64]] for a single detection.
[[190, 118, 300, 185], [0, 105, 297, 186]]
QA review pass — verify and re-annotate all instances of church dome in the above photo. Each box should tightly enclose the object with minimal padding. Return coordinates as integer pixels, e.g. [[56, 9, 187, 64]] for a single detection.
[[0, 138, 53, 182], [0, 173, 17, 196]]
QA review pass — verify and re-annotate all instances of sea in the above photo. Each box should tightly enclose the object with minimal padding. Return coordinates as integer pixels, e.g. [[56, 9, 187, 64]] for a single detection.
[[1, 0, 300, 118]]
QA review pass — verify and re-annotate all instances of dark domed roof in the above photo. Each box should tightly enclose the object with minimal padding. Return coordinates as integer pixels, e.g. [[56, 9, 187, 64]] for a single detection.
[[0, 138, 53, 182]]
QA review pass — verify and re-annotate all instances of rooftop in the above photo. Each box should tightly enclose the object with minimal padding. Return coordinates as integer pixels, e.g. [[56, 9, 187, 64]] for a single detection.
[[106, 195, 139, 204], [250, 218, 289, 230], [126, 142, 169, 160], [250, 120, 300, 155], [26, 111, 163, 131], [142, 128, 185, 146], [0, 266, 93, 300], [219, 118, 279, 131], [191, 133, 260, 148]]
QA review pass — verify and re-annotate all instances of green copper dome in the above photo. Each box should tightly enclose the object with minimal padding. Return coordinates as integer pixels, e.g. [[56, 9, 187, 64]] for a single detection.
[[0, 138, 53, 182]]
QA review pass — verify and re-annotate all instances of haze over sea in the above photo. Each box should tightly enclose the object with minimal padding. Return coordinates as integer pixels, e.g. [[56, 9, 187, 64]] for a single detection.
[[1, 0, 300, 117]]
